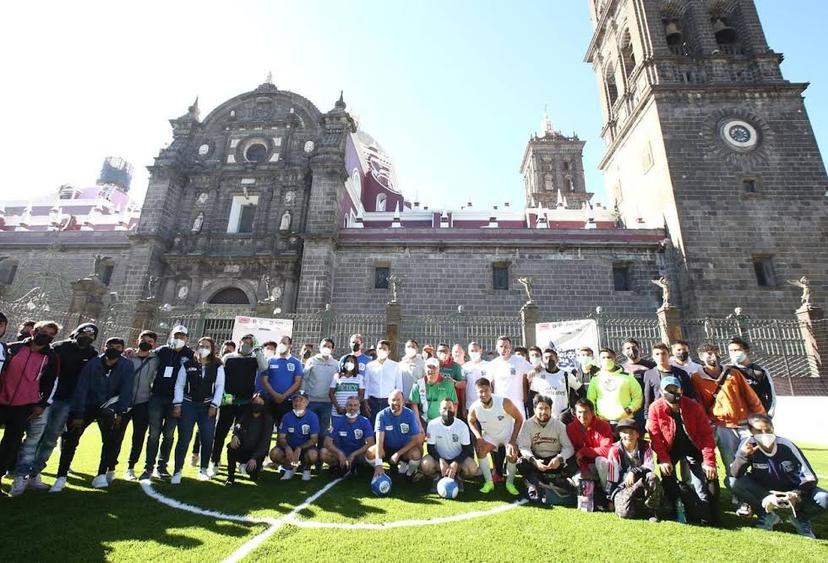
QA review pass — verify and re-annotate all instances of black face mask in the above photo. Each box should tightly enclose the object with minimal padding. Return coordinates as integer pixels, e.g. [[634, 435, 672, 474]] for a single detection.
[[704, 357, 719, 367], [546, 361, 557, 372], [251, 404, 265, 415], [138, 341, 153, 352], [676, 351, 689, 362], [33, 333, 54, 346], [663, 391, 682, 404], [351, 343, 361, 353], [75, 335, 93, 347], [624, 349, 639, 361], [441, 412, 455, 425], [104, 348, 123, 360]]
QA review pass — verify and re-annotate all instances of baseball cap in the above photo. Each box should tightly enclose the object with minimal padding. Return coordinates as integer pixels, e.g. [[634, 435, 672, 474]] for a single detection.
[[290, 390, 309, 401], [73, 322, 99, 338], [616, 418, 638, 432], [425, 357, 440, 368], [171, 325, 189, 336], [660, 375, 681, 391]]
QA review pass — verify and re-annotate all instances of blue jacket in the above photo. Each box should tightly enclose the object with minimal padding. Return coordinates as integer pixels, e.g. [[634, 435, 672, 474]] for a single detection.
[[71, 355, 135, 416]]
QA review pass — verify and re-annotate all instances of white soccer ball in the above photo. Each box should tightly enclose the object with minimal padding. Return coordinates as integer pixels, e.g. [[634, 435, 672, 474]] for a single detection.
[[437, 477, 459, 499]]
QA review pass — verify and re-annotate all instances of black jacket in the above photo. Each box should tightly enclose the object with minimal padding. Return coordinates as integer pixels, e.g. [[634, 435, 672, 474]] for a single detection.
[[52, 339, 99, 402], [150, 345, 194, 399], [222, 354, 260, 404], [232, 410, 274, 460]]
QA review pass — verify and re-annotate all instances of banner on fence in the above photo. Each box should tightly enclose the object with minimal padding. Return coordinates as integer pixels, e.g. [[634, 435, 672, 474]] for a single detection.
[[535, 320, 599, 370], [231, 316, 294, 345]]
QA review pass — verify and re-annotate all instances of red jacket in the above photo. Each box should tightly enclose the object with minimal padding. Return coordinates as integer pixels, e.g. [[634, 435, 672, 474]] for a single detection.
[[566, 417, 613, 469], [647, 396, 716, 468]]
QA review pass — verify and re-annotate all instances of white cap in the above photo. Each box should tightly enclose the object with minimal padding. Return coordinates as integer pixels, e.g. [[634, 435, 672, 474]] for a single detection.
[[171, 325, 189, 336], [425, 357, 440, 368]]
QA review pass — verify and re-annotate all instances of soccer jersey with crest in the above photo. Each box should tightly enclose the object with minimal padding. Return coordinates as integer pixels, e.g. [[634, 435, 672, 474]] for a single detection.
[[427, 417, 471, 460], [470, 395, 514, 445], [488, 355, 532, 413], [279, 409, 320, 448]]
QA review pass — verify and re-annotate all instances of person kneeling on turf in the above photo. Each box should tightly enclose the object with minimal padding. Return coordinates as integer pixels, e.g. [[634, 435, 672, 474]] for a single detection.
[[421, 399, 477, 492], [730, 414, 826, 539], [605, 418, 662, 521], [366, 390, 424, 478], [270, 391, 319, 481], [320, 395, 375, 476], [517, 394, 576, 503], [225, 394, 273, 486]]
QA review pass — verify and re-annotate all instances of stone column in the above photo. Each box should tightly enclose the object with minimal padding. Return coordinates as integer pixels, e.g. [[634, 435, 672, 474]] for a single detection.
[[796, 305, 827, 378], [656, 305, 684, 345], [386, 301, 402, 360], [68, 277, 108, 328], [520, 302, 538, 348], [131, 301, 159, 337]]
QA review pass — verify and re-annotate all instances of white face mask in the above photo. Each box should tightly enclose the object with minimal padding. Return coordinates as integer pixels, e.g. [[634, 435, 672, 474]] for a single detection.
[[345, 411, 359, 420], [530, 356, 543, 368], [277, 343, 289, 355], [197, 347, 211, 358], [578, 356, 593, 367], [755, 432, 776, 449], [293, 409, 305, 417], [404, 347, 417, 359], [730, 350, 747, 365], [320, 346, 332, 357], [469, 351, 481, 362], [377, 349, 389, 360], [171, 338, 186, 350], [344, 361, 356, 372]]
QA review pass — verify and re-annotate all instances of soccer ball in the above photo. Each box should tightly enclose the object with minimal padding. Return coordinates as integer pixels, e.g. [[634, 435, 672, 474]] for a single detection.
[[371, 474, 393, 496], [437, 477, 459, 499]]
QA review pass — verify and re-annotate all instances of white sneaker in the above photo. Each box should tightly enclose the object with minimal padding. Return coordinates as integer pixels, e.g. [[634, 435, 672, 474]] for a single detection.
[[28, 473, 50, 491], [124, 468, 137, 481], [398, 461, 409, 475], [49, 476, 67, 493], [207, 463, 217, 478], [302, 469, 311, 481], [91, 474, 109, 488], [171, 472, 182, 485], [10, 476, 27, 497], [197, 469, 211, 482], [105, 470, 116, 485], [280, 469, 294, 481]]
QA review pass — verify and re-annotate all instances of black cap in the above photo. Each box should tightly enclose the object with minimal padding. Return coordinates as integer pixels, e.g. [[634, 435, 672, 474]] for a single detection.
[[290, 390, 309, 401], [72, 322, 99, 338], [616, 418, 639, 432]]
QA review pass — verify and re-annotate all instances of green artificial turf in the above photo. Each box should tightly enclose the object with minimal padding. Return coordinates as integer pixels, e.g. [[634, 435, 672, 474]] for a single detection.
[[1, 426, 826, 562]]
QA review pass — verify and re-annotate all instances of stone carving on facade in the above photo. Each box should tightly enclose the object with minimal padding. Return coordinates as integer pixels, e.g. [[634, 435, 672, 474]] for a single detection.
[[279, 210, 291, 232], [284, 191, 295, 204], [517, 276, 534, 304], [91, 254, 104, 278], [191, 212, 204, 233], [652, 276, 671, 308], [388, 275, 400, 303], [146, 275, 160, 300], [787, 275, 813, 309]]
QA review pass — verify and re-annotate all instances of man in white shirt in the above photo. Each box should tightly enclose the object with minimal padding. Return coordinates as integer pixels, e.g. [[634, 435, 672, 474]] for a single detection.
[[421, 398, 478, 492], [527, 347, 581, 422], [670, 340, 705, 378], [461, 342, 488, 414], [488, 336, 533, 418], [363, 340, 402, 424]]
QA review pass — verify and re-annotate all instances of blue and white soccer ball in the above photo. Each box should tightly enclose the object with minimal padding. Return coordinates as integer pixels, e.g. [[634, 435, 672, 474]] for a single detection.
[[371, 473, 393, 496], [437, 477, 459, 499]]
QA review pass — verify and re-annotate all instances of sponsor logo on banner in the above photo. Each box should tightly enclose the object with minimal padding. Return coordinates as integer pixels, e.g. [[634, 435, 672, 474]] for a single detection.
[[231, 316, 294, 347], [535, 320, 600, 370]]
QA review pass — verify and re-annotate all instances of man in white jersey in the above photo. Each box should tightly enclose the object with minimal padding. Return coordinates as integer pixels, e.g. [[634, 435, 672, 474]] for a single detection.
[[461, 342, 488, 414], [528, 348, 581, 421], [488, 336, 533, 418], [422, 399, 478, 492], [467, 377, 524, 495]]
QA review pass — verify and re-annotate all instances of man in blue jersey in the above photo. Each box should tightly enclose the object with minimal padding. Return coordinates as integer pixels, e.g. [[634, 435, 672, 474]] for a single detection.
[[731, 414, 826, 538], [258, 335, 303, 426], [366, 389, 424, 478], [269, 391, 319, 481], [320, 396, 375, 475]]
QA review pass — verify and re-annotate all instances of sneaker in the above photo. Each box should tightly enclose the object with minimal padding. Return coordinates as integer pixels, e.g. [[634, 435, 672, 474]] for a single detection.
[[197, 469, 210, 482], [648, 515, 660, 523], [505, 482, 520, 496], [91, 474, 109, 488], [280, 469, 294, 481], [430, 478, 439, 493], [207, 463, 217, 478], [49, 476, 67, 493], [28, 474, 50, 491], [788, 516, 816, 539], [170, 472, 182, 485], [157, 467, 171, 479], [526, 485, 540, 503], [105, 470, 116, 485], [138, 470, 153, 483], [756, 511, 781, 531], [480, 481, 495, 494], [9, 476, 27, 497], [736, 503, 753, 517], [124, 468, 137, 481], [224, 479, 236, 487], [302, 470, 311, 481], [397, 461, 409, 475], [190, 453, 199, 467]]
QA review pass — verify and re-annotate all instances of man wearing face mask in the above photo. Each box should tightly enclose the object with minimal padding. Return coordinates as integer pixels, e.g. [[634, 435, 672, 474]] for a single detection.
[[620, 338, 654, 431], [642, 343, 696, 416], [118, 331, 160, 481], [731, 414, 826, 538], [321, 395, 375, 476], [398, 339, 425, 401], [0, 320, 60, 496], [586, 348, 642, 426], [461, 342, 488, 415], [647, 376, 719, 524], [573, 347, 600, 398], [270, 391, 320, 481], [409, 358, 458, 432], [11, 322, 97, 495], [726, 337, 776, 418], [303, 338, 339, 450], [339, 333, 372, 376], [210, 334, 268, 475], [489, 336, 534, 419], [364, 340, 403, 424], [527, 347, 581, 423], [140, 325, 193, 482], [436, 343, 465, 415], [258, 335, 303, 428], [51, 338, 134, 492], [225, 394, 273, 486], [422, 398, 478, 492], [691, 342, 765, 514], [670, 340, 705, 379]]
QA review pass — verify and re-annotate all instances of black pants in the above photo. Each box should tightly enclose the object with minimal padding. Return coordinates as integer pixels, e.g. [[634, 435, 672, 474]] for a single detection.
[[57, 407, 126, 477], [662, 451, 721, 524], [112, 402, 150, 470], [266, 399, 292, 428], [517, 455, 577, 489], [211, 404, 248, 466], [226, 446, 263, 481], [0, 404, 34, 475]]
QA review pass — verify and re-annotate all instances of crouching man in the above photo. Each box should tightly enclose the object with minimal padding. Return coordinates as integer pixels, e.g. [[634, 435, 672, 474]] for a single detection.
[[605, 418, 662, 521], [366, 390, 424, 478], [421, 398, 478, 492], [269, 391, 319, 481], [320, 395, 375, 476], [225, 394, 273, 486]]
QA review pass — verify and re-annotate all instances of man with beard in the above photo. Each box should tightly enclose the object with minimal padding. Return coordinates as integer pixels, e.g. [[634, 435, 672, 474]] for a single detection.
[[421, 399, 477, 492]]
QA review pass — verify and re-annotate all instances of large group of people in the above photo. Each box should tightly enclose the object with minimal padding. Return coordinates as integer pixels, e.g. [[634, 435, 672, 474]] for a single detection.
[[0, 311, 825, 539]]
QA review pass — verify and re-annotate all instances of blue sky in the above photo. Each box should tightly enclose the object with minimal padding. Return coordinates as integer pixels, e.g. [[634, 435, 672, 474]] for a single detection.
[[1, 0, 826, 210]]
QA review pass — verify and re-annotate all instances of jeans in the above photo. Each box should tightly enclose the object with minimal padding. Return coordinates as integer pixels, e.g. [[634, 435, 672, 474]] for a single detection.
[[14, 404, 49, 477], [0, 404, 34, 476], [57, 407, 126, 476], [226, 446, 264, 482], [29, 400, 72, 476], [145, 395, 177, 472], [308, 401, 332, 442], [112, 402, 150, 470], [367, 397, 386, 426], [733, 477, 828, 522], [662, 450, 721, 524], [211, 403, 247, 466], [174, 402, 216, 472]]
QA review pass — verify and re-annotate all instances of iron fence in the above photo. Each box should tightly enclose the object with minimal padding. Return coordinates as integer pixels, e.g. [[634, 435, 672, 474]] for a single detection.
[[399, 311, 521, 355]]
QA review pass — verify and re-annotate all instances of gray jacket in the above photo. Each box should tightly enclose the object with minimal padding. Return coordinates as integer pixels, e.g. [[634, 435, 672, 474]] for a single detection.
[[302, 354, 340, 402], [130, 353, 160, 406]]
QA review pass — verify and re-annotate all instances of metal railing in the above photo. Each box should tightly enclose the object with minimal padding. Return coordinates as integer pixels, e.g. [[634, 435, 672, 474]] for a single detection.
[[400, 311, 521, 355]]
